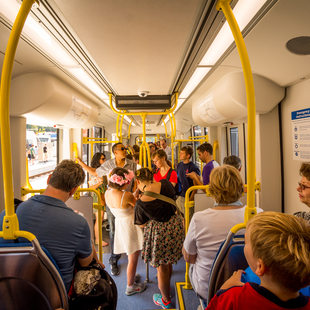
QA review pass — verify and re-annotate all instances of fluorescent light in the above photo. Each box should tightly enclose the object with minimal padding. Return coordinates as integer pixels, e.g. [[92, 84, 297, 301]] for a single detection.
[[200, 0, 268, 66], [174, 98, 186, 113], [67, 67, 109, 100], [2, 0, 110, 101], [123, 115, 135, 127], [1, 0, 77, 67], [179, 67, 211, 99]]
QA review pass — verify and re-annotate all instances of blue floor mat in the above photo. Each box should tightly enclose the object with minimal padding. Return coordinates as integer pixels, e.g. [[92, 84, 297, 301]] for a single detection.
[[101, 252, 188, 310]]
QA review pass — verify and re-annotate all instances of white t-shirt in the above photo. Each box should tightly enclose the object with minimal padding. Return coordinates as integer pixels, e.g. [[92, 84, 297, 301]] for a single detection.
[[183, 205, 263, 300]]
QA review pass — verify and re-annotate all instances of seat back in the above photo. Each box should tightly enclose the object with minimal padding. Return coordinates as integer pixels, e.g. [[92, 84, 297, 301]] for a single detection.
[[66, 196, 94, 241], [194, 190, 214, 212], [207, 232, 248, 304], [0, 240, 68, 310]]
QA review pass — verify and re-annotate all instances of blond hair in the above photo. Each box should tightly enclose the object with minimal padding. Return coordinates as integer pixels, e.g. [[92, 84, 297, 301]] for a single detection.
[[247, 212, 310, 291], [208, 165, 243, 204]]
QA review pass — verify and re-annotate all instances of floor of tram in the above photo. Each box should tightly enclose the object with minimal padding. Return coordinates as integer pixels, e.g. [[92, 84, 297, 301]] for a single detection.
[[99, 227, 200, 310]]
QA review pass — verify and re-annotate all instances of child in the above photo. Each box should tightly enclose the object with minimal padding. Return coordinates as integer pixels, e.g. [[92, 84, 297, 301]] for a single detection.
[[207, 212, 310, 309]]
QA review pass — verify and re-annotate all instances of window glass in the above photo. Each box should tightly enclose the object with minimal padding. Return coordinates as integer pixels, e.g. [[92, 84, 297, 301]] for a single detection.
[[230, 127, 239, 156]]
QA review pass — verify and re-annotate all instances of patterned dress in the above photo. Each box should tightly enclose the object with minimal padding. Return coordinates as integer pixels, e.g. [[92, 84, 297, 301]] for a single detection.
[[135, 179, 184, 268]]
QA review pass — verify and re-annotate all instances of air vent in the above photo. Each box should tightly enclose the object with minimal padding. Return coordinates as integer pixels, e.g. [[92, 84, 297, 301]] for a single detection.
[[286, 36, 310, 55]]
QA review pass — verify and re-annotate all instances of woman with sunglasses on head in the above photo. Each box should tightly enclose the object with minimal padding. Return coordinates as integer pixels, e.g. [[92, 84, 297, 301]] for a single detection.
[[77, 152, 109, 246], [134, 168, 184, 309], [105, 167, 145, 296]]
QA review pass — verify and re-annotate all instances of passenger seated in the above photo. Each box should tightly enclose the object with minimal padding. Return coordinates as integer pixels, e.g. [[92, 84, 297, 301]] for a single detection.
[[223, 155, 242, 171], [295, 162, 310, 222], [0, 160, 104, 292], [207, 212, 310, 309], [182, 165, 263, 301]]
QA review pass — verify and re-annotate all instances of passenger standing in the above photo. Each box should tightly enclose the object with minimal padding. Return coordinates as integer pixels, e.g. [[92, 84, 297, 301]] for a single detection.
[[183, 165, 263, 301], [295, 162, 310, 222], [160, 139, 172, 161], [77, 152, 109, 246], [152, 149, 177, 188], [96, 143, 137, 276], [105, 167, 145, 296], [176, 146, 200, 218], [43, 144, 48, 162], [207, 212, 310, 310], [0, 160, 104, 292], [134, 168, 184, 309], [186, 142, 219, 185]]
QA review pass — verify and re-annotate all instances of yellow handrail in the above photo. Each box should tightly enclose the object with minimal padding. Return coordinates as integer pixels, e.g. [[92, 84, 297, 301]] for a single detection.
[[127, 120, 133, 139], [21, 187, 105, 262], [217, 0, 256, 223], [0, 0, 36, 241], [213, 140, 219, 162]]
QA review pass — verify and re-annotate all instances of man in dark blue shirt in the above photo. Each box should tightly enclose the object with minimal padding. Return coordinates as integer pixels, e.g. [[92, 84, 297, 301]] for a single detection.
[[176, 146, 200, 220], [0, 160, 104, 291]]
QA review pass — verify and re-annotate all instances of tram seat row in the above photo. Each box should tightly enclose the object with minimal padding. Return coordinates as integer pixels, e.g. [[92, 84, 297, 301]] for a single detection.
[[0, 240, 68, 310], [194, 190, 249, 213]]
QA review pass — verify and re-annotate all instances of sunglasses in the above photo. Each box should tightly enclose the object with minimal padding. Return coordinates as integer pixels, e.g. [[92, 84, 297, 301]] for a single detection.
[[116, 147, 126, 151], [298, 182, 310, 190]]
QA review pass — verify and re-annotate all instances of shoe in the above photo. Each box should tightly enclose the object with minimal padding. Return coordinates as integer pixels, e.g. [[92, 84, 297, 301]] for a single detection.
[[125, 282, 146, 296], [110, 261, 120, 276], [153, 293, 172, 309]]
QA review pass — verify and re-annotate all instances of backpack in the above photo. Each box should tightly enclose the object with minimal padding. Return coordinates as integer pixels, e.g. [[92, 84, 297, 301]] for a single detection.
[[164, 168, 182, 196]]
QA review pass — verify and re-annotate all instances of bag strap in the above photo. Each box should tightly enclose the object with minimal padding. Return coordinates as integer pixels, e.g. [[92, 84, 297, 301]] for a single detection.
[[166, 168, 172, 181], [143, 191, 177, 207]]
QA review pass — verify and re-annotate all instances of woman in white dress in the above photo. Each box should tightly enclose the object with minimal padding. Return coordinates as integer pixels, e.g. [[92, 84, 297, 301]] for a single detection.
[[105, 167, 146, 296]]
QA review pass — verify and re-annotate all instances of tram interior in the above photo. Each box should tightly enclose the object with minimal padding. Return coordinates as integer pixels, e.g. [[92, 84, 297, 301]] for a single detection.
[[0, 0, 310, 309]]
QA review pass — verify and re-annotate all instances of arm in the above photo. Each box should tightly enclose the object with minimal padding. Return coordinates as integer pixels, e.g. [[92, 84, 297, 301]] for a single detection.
[[186, 171, 203, 186], [183, 216, 198, 263], [78, 243, 105, 269], [220, 270, 245, 290], [182, 246, 197, 264], [76, 157, 98, 176]]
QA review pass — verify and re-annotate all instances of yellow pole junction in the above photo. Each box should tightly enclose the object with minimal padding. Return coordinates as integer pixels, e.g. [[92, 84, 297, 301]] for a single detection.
[[216, 0, 257, 228], [108, 93, 178, 169], [0, 0, 36, 241]]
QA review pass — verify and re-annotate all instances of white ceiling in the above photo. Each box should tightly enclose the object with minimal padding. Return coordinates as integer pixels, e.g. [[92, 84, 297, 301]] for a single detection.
[[1, 0, 310, 130]]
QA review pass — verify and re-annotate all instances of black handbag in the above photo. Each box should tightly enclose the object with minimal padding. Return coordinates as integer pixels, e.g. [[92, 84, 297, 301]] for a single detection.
[[69, 262, 118, 310]]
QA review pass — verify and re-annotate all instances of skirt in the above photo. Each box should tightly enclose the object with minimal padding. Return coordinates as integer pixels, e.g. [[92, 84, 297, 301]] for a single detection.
[[142, 214, 184, 268]]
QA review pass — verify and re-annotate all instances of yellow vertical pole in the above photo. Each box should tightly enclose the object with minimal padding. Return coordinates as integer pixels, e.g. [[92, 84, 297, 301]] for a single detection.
[[127, 120, 132, 140], [116, 115, 120, 142], [217, 0, 256, 221], [163, 120, 168, 138], [119, 114, 124, 143], [0, 0, 35, 237], [168, 114, 174, 168], [142, 114, 147, 167]]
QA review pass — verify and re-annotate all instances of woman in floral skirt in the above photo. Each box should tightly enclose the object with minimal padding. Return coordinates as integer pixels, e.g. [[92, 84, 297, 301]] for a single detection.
[[134, 168, 184, 309]]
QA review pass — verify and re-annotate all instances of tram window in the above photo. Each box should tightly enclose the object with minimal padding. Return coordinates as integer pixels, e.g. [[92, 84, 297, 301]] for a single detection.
[[146, 136, 155, 143], [230, 127, 239, 156], [193, 125, 204, 166], [92, 126, 104, 154]]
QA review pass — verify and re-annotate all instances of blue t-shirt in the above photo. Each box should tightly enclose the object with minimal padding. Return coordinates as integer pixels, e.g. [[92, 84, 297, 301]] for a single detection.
[[0, 195, 92, 291], [176, 161, 200, 197], [202, 160, 219, 185]]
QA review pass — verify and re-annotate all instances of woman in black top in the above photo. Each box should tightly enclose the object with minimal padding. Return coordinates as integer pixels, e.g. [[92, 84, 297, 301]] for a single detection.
[[134, 168, 184, 309]]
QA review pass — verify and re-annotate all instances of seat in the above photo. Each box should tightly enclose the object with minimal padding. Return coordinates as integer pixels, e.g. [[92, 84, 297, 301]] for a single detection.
[[207, 231, 248, 304], [0, 239, 68, 310]]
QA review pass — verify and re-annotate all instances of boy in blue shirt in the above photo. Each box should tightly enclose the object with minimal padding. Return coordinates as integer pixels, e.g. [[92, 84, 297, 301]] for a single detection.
[[176, 146, 200, 219]]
